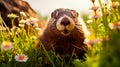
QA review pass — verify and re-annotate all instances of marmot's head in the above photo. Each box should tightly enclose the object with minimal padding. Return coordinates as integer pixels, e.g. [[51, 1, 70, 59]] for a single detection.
[[50, 8, 79, 36], [40, 8, 89, 58]]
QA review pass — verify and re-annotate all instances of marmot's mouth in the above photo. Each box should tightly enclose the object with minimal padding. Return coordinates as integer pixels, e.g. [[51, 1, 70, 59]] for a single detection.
[[61, 29, 70, 36], [63, 29, 68, 34]]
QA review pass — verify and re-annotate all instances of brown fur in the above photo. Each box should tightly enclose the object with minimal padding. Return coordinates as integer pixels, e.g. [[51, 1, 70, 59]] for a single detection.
[[39, 8, 88, 58]]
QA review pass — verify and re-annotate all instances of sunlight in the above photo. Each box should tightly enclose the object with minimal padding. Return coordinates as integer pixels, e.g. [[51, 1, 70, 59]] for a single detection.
[[26, 0, 92, 16]]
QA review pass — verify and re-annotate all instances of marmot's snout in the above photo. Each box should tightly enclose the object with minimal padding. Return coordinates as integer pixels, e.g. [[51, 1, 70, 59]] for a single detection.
[[61, 17, 70, 25], [56, 15, 76, 36], [56, 15, 75, 36]]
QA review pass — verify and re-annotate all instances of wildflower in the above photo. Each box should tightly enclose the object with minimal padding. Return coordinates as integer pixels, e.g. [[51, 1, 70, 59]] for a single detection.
[[90, 5, 100, 12], [15, 54, 28, 62], [111, 2, 119, 9], [20, 12, 26, 17], [7, 13, 19, 19], [84, 37, 99, 45], [19, 20, 26, 27], [104, 0, 112, 9], [86, 20, 93, 23], [10, 26, 18, 32], [1, 41, 13, 51], [19, 24, 25, 28], [90, 12, 101, 19], [19, 20, 26, 24], [30, 36, 37, 40], [26, 17, 38, 25], [109, 21, 120, 29]]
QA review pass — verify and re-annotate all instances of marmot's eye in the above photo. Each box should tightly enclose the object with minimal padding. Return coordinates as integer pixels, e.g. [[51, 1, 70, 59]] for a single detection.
[[51, 11, 59, 19], [71, 10, 79, 18]]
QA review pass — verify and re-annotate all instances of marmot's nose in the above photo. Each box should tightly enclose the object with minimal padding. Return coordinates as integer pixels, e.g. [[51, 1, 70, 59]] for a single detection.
[[61, 17, 70, 25]]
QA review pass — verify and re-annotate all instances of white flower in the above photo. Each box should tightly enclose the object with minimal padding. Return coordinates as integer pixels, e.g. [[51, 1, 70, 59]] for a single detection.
[[7, 13, 19, 19], [18, 24, 25, 27], [19, 20, 26, 27], [19, 20, 26, 24], [15, 54, 28, 62], [91, 12, 101, 19], [1, 41, 13, 51], [26, 17, 38, 25], [84, 38, 99, 45], [20, 12, 26, 17], [111, 2, 120, 8], [90, 5, 100, 11], [109, 22, 120, 30]]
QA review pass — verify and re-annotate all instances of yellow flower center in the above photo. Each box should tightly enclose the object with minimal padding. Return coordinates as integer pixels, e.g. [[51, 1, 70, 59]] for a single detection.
[[111, 2, 119, 8], [113, 22, 120, 27], [4, 42, 11, 48], [29, 18, 33, 22]]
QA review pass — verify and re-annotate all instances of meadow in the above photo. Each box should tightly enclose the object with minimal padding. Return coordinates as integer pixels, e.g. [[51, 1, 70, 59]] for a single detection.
[[0, 0, 120, 67]]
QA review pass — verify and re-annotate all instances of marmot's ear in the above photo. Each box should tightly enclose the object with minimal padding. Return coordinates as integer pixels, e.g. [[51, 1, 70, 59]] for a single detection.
[[71, 10, 79, 18], [51, 12, 55, 18], [51, 11, 58, 18]]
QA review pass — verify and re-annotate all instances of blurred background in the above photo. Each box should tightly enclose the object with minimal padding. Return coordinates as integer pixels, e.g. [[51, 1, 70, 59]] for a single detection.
[[26, 0, 95, 16]]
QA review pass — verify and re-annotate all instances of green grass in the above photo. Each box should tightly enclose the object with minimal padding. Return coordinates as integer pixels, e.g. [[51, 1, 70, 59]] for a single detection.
[[0, 0, 120, 67]]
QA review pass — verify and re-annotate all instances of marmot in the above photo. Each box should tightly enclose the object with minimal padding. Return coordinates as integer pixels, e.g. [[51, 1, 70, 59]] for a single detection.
[[40, 8, 89, 58]]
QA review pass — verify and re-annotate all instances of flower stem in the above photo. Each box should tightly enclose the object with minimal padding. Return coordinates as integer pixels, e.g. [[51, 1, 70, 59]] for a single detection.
[[98, 0, 109, 36], [11, 19, 15, 28]]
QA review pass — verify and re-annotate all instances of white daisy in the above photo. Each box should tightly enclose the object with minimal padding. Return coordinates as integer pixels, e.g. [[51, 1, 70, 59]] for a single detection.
[[84, 38, 99, 45], [1, 41, 13, 51], [15, 54, 28, 62], [109, 22, 120, 30], [26, 17, 38, 25]]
